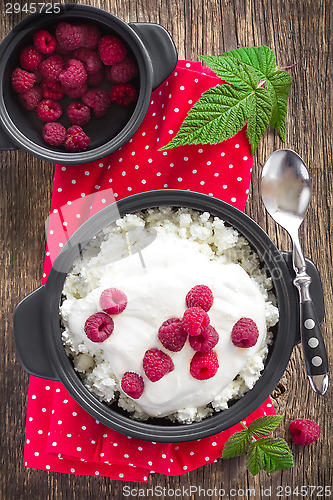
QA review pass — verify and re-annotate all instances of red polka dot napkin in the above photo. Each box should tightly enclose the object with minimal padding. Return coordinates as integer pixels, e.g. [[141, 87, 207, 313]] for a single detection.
[[23, 60, 275, 481]]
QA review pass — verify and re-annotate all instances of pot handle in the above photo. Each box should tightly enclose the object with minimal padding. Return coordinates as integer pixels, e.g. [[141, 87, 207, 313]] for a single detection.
[[129, 22, 178, 90], [281, 252, 325, 345], [14, 286, 59, 381], [0, 123, 18, 151]]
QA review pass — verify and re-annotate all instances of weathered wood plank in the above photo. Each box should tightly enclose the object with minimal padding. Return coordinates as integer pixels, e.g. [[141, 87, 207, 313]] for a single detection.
[[1, 0, 332, 498]]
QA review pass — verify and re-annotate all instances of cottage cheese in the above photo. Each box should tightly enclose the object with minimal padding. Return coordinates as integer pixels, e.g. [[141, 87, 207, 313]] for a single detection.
[[61, 207, 279, 423]]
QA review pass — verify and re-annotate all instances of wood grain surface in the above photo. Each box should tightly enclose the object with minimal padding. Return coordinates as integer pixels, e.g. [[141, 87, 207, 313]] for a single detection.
[[1, 0, 332, 498]]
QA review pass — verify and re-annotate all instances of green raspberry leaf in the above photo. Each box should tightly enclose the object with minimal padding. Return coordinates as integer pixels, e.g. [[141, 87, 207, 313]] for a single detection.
[[221, 46, 291, 141], [246, 437, 294, 476], [159, 45, 292, 154], [247, 415, 284, 437], [222, 429, 251, 459], [200, 55, 259, 90], [267, 70, 292, 141], [159, 85, 251, 150], [221, 415, 294, 476], [246, 438, 265, 475], [246, 87, 273, 155], [221, 46, 277, 78]]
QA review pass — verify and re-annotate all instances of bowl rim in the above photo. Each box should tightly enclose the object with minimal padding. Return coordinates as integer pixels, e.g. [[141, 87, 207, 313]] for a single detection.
[[0, 4, 153, 164], [44, 189, 296, 442]]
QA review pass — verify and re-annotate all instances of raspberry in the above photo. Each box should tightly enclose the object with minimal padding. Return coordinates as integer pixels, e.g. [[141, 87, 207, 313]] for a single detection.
[[190, 351, 219, 380], [99, 288, 127, 315], [186, 285, 214, 312], [63, 82, 88, 98], [64, 125, 90, 152], [83, 24, 101, 49], [73, 48, 102, 74], [289, 419, 321, 446], [36, 99, 62, 122], [34, 69, 43, 84], [82, 88, 111, 118], [231, 318, 259, 348], [59, 59, 87, 88], [84, 312, 114, 342], [121, 372, 144, 399], [53, 49, 72, 65], [67, 102, 91, 126], [98, 35, 127, 65], [143, 348, 174, 382], [42, 122, 66, 146], [19, 86, 42, 110], [109, 83, 138, 107], [106, 57, 138, 83], [40, 55, 65, 81], [41, 80, 64, 101], [11, 68, 36, 93], [19, 46, 43, 72], [33, 30, 57, 54], [181, 307, 210, 336], [56, 22, 87, 51], [87, 69, 104, 87], [158, 318, 187, 352], [189, 325, 219, 353]]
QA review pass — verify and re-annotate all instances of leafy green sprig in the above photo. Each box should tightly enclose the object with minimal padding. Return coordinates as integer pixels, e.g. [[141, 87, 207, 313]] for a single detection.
[[222, 415, 294, 475], [159, 46, 292, 155]]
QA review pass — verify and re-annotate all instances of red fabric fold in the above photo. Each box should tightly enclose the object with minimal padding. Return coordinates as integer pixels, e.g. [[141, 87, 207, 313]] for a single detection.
[[23, 60, 274, 481]]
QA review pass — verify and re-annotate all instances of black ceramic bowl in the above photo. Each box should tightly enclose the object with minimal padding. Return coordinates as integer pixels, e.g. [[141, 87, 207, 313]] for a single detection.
[[14, 190, 324, 442], [0, 4, 177, 164]]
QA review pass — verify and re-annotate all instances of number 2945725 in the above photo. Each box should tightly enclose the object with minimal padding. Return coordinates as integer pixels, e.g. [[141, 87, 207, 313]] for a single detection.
[[5, 3, 61, 14]]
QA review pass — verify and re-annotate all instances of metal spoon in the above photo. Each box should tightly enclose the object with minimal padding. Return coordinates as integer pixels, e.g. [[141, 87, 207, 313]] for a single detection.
[[261, 149, 329, 395]]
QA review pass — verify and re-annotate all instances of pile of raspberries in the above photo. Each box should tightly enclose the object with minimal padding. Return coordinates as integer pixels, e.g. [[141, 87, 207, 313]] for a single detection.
[[83, 284, 260, 402], [11, 22, 138, 152]]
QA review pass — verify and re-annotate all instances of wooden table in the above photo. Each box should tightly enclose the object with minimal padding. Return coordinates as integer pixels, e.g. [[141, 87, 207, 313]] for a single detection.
[[1, 0, 332, 498]]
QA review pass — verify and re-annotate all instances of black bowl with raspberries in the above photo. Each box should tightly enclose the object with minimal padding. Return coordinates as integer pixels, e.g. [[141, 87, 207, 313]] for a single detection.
[[0, 4, 177, 163], [13, 189, 325, 442]]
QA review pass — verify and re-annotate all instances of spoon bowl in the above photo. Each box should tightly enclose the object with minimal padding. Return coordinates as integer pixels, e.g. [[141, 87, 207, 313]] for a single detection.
[[261, 149, 311, 234]]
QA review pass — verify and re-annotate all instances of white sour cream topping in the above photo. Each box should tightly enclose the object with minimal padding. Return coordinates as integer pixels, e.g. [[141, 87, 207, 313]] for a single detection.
[[61, 232, 267, 417]]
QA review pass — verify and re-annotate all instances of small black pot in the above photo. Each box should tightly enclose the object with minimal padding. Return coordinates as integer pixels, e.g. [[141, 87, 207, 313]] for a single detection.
[[14, 190, 324, 442], [0, 4, 177, 164]]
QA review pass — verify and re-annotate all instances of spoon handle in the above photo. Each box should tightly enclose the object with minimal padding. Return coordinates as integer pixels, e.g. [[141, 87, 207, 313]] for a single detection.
[[294, 274, 329, 395]]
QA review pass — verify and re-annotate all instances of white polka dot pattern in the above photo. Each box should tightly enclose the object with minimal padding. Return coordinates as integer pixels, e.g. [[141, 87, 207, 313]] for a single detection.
[[25, 378, 274, 480], [23, 60, 263, 482]]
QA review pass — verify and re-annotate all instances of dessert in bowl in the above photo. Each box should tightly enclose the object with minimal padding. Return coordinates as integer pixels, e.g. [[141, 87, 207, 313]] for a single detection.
[[16, 189, 319, 442], [60, 207, 279, 423], [0, 4, 177, 163]]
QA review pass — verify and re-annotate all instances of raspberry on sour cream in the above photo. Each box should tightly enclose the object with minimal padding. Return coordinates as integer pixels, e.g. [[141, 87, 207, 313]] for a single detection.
[[231, 317, 259, 348], [100, 288, 127, 315], [186, 284, 214, 312], [158, 318, 187, 352], [190, 351, 219, 380], [121, 372, 145, 399], [181, 307, 210, 336], [84, 312, 114, 342], [143, 348, 174, 382]]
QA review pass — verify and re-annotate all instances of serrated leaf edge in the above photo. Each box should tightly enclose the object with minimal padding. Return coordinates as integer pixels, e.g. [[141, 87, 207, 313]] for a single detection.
[[246, 437, 294, 476], [247, 415, 284, 437], [159, 85, 252, 151], [159, 46, 292, 152], [222, 429, 251, 459], [200, 55, 259, 91], [217, 48, 291, 140], [246, 440, 264, 476], [246, 87, 273, 155]]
